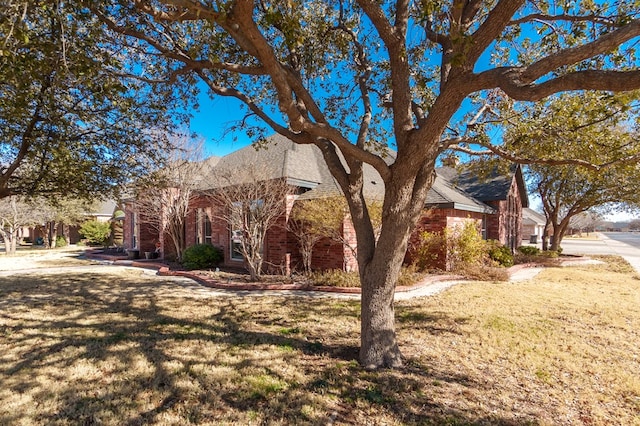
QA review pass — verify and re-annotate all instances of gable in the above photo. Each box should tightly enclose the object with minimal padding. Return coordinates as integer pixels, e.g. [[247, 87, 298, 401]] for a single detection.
[[438, 164, 529, 208]]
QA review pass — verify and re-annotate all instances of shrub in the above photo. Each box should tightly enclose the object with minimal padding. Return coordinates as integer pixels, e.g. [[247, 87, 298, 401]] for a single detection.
[[182, 244, 224, 270], [411, 221, 488, 272], [397, 265, 426, 287], [55, 236, 67, 248], [541, 250, 560, 258], [448, 221, 486, 269], [308, 269, 360, 287], [488, 242, 514, 267], [457, 264, 510, 281], [307, 266, 424, 288], [411, 230, 447, 271], [79, 220, 111, 245], [517, 245, 540, 256]]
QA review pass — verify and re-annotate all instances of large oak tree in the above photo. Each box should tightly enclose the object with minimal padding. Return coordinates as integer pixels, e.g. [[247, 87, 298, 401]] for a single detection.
[[92, 0, 640, 368], [0, 1, 186, 201]]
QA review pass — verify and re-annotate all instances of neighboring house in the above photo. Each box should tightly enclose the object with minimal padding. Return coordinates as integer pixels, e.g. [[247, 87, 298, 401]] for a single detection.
[[29, 199, 120, 244], [522, 208, 547, 242], [125, 135, 528, 272]]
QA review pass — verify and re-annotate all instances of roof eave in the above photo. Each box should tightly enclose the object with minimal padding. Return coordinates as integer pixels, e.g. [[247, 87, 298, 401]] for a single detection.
[[426, 202, 495, 214]]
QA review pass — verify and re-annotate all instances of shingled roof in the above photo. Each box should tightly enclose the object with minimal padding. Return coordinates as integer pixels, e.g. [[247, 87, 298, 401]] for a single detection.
[[425, 174, 495, 213], [199, 134, 328, 190], [437, 165, 529, 208], [523, 207, 546, 226], [196, 134, 523, 214]]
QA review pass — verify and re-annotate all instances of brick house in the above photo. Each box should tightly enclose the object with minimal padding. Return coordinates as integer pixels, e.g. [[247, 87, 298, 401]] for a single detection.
[[522, 208, 547, 242], [435, 164, 528, 251], [124, 134, 528, 272]]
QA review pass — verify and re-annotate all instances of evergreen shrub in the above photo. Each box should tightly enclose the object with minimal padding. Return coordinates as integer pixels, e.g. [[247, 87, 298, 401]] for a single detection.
[[55, 236, 67, 248], [517, 245, 540, 256], [79, 220, 111, 245], [182, 244, 223, 270], [488, 242, 514, 267]]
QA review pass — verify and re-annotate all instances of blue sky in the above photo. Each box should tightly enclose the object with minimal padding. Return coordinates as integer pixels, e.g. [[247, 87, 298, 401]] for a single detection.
[[189, 92, 253, 158]]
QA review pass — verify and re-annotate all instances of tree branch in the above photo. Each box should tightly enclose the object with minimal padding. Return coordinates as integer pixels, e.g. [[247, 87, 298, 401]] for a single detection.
[[482, 69, 640, 101], [357, 0, 413, 147], [523, 20, 640, 82], [451, 141, 608, 170], [510, 13, 617, 27], [467, 0, 525, 65]]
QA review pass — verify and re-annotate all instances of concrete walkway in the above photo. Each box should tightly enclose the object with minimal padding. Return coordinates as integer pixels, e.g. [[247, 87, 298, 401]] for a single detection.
[[3, 242, 632, 301]]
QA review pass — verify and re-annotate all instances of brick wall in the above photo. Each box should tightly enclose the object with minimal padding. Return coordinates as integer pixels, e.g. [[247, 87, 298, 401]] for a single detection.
[[125, 180, 524, 272], [122, 202, 158, 254], [485, 178, 523, 251]]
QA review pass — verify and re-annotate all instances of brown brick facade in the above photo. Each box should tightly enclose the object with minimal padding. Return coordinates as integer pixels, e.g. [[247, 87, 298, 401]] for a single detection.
[[484, 177, 523, 250], [124, 174, 524, 273]]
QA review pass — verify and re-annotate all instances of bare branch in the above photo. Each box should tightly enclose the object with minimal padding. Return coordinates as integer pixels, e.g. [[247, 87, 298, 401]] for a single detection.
[[452, 141, 604, 170], [510, 13, 617, 27]]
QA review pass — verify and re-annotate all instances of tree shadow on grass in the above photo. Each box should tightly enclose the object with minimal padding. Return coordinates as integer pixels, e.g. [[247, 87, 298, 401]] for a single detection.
[[0, 270, 530, 425]]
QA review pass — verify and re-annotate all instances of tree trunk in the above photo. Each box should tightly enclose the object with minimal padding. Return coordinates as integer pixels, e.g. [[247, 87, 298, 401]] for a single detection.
[[63, 224, 70, 244], [0, 229, 14, 255], [550, 222, 563, 251], [41, 223, 50, 249], [10, 233, 17, 254], [355, 161, 436, 369], [359, 249, 404, 369], [49, 222, 58, 248]]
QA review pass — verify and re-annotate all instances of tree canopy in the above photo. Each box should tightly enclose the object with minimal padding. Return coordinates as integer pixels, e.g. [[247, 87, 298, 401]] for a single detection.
[[498, 91, 640, 250], [0, 1, 187, 201], [90, 0, 640, 368]]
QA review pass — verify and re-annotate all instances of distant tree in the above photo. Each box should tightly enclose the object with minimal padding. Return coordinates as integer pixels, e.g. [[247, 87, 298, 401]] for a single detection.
[[532, 163, 640, 250], [630, 219, 640, 230], [0, 196, 36, 255], [30, 198, 90, 248], [209, 166, 291, 281], [501, 92, 640, 251], [133, 134, 206, 261], [569, 211, 603, 236], [79, 220, 111, 246], [0, 1, 183, 201]]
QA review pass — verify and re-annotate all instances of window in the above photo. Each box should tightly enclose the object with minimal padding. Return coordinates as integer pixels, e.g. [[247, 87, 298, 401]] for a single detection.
[[131, 211, 138, 249], [231, 229, 244, 260], [196, 208, 212, 245], [481, 214, 487, 240]]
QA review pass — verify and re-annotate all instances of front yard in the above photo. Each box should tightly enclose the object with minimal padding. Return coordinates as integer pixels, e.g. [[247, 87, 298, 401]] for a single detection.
[[0, 257, 639, 425]]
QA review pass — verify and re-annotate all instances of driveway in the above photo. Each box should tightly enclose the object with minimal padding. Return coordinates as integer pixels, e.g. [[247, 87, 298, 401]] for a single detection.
[[561, 232, 640, 273]]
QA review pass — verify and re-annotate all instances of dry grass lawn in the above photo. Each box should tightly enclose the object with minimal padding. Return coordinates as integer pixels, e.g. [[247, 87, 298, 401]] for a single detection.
[[0, 257, 639, 425]]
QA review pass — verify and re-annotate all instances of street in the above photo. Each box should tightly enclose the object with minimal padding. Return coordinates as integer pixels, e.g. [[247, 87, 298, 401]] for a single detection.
[[560, 232, 640, 273]]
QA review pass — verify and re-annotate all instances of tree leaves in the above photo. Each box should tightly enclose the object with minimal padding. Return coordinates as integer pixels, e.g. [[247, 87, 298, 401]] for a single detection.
[[0, 1, 186, 201]]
